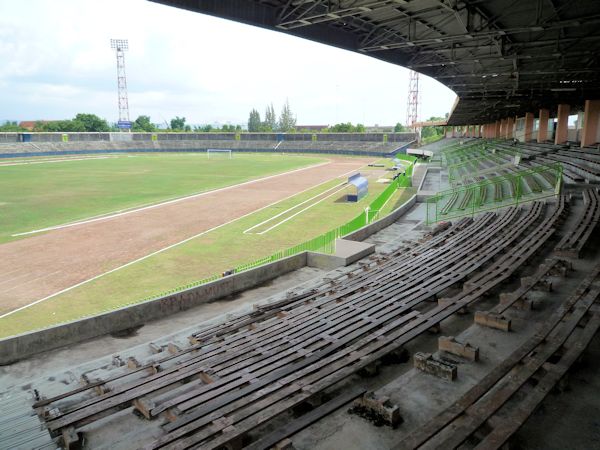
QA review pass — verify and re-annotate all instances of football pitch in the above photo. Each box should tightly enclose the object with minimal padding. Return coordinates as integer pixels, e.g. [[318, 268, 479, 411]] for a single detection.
[[0, 152, 414, 337], [0, 152, 325, 243]]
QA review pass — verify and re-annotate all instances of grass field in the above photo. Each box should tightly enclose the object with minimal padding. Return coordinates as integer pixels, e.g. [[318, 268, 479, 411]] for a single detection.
[[0, 152, 416, 337], [0, 152, 325, 243]]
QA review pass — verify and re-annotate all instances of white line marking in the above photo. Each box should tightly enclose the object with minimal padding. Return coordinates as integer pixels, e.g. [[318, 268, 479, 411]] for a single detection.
[[254, 185, 348, 235], [0, 161, 367, 319], [0, 155, 122, 167], [11, 161, 331, 237], [243, 181, 345, 234]]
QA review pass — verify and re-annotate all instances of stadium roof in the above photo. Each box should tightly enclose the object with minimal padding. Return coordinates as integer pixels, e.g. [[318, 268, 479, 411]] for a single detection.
[[151, 0, 600, 125]]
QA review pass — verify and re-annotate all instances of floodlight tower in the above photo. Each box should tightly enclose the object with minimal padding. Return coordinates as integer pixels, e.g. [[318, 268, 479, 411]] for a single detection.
[[110, 39, 130, 128], [406, 69, 421, 140]]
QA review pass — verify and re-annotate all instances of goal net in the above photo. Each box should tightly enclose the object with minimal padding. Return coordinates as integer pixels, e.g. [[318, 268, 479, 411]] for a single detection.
[[207, 149, 233, 159]]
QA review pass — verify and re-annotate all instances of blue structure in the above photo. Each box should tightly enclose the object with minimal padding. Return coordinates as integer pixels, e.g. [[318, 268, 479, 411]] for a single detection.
[[347, 173, 368, 202], [392, 158, 407, 174]]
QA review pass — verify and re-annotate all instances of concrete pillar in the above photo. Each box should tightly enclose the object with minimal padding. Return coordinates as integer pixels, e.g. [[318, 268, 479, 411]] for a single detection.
[[555, 104, 570, 145], [581, 100, 600, 147], [495, 121, 501, 138], [451, 126, 456, 138], [524, 112, 534, 142], [505, 117, 514, 139], [499, 119, 505, 138], [538, 109, 549, 143], [477, 125, 482, 138]]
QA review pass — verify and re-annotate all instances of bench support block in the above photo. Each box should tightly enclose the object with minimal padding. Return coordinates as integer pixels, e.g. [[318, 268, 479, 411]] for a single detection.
[[414, 352, 457, 381], [438, 336, 479, 361], [475, 311, 511, 331]]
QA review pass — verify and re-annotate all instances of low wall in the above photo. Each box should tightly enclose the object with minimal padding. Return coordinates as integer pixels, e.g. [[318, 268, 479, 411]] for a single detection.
[[344, 194, 417, 241], [0, 253, 307, 365]]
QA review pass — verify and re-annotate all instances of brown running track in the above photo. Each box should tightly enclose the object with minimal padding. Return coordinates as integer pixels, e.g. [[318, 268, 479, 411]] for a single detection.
[[0, 157, 372, 314]]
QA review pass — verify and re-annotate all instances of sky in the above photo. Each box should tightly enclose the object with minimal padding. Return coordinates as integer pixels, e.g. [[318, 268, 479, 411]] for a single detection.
[[0, 0, 457, 127]]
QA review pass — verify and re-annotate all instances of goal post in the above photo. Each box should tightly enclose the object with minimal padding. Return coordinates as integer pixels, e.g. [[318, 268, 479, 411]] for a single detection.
[[207, 148, 233, 159]]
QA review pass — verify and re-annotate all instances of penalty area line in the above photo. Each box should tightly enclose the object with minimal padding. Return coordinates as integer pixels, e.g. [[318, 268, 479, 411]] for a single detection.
[[243, 181, 346, 234], [255, 185, 348, 235]]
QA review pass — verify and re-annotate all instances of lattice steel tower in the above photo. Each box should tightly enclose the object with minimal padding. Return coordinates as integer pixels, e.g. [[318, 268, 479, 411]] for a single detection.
[[406, 70, 420, 132], [110, 39, 130, 124]]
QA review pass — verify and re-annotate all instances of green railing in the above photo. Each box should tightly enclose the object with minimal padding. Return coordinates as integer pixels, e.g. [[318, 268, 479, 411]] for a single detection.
[[138, 157, 416, 303], [426, 162, 562, 224]]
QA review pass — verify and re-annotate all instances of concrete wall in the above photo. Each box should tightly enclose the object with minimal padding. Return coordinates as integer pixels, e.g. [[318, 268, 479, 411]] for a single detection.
[[344, 194, 417, 241], [0, 253, 307, 365]]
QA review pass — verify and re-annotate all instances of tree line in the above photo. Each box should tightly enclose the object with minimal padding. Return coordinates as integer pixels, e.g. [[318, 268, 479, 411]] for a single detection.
[[0, 115, 243, 133], [1, 110, 420, 134], [247, 100, 296, 132]]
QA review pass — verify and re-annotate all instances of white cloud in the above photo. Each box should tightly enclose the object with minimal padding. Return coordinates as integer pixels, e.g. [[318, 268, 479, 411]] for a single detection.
[[0, 0, 457, 125]]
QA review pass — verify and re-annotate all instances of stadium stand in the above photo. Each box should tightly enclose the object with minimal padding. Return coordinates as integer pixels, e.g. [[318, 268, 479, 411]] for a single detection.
[[4, 136, 600, 450], [23, 195, 568, 449], [0, 132, 415, 158]]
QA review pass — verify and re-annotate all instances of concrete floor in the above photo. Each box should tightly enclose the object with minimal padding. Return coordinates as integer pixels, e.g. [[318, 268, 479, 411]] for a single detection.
[[0, 266, 325, 391], [292, 194, 600, 450]]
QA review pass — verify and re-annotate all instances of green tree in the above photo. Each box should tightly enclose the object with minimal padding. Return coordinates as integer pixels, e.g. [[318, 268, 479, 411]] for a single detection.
[[132, 115, 156, 132], [248, 109, 261, 132], [394, 122, 407, 133], [278, 99, 296, 132], [194, 124, 214, 132], [329, 122, 365, 132], [37, 120, 85, 132], [73, 113, 110, 132], [0, 121, 26, 132], [264, 103, 277, 131], [170, 116, 186, 131]]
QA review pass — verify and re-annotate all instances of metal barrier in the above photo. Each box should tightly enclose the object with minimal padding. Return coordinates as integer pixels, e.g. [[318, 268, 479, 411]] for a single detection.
[[426, 162, 562, 224]]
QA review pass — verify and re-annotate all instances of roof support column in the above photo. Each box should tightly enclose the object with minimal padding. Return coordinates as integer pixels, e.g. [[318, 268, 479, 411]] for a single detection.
[[505, 117, 514, 139], [451, 126, 456, 138], [524, 112, 534, 142], [581, 100, 600, 148], [499, 119, 505, 138], [555, 104, 570, 145], [494, 121, 501, 138], [477, 125, 482, 138], [538, 109, 549, 143]]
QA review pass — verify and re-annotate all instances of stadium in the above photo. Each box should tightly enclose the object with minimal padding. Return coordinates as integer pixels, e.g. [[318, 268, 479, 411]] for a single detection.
[[1, 1, 600, 450]]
